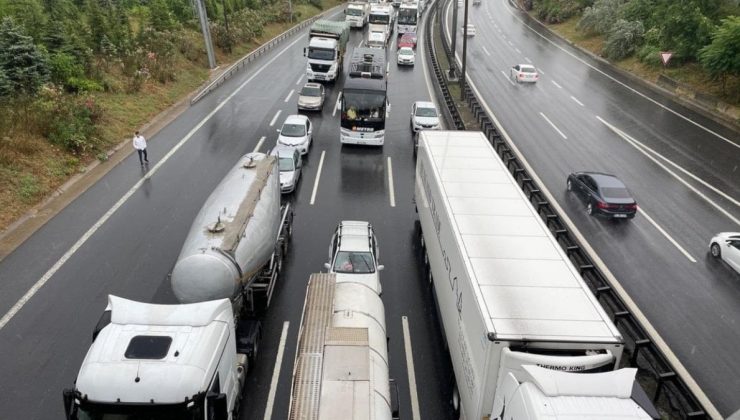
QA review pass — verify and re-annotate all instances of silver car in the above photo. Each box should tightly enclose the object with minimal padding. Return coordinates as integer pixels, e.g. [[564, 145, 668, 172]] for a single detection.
[[410, 101, 441, 132], [297, 82, 325, 111], [270, 146, 302, 194]]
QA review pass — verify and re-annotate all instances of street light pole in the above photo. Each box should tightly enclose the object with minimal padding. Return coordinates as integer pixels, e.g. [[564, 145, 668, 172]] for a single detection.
[[195, 0, 217, 69], [460, 0, 469, 100], [451, 0, 458, 65]]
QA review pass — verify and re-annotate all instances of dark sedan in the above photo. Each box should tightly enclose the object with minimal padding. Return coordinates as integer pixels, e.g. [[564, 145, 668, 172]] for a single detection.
[[566, 172, 637, 219]]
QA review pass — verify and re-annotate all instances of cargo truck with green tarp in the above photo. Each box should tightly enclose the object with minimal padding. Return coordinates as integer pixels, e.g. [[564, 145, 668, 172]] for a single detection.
[[305, 19, 350, 83]]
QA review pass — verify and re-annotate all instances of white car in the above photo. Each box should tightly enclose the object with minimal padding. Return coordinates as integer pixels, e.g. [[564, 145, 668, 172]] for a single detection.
[[709, 232, 740, 274], [324, 221, 385, 294], [270, 146, 302, 194], [410, 101, 440, 132], [511, 64, 539, 83], [463, 23, 475, 36], [397, 47, 415, 66], [277, 114, 313, 155]]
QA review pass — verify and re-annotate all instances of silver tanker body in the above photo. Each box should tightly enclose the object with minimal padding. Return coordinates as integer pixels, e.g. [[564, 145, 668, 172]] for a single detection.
[[171, 152, 292, 314]]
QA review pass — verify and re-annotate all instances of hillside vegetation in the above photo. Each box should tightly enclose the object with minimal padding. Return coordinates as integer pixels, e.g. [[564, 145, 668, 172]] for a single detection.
[[528, 0, 739, 103], [0, 0, 335, 231]]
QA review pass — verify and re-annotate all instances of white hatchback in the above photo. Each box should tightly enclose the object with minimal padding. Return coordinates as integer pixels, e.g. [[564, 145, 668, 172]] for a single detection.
[[710, 232, 740, 275], [277, 114, 313, 155], [324, 221, 385, 294], [511, 64, 539, 83], [397, 47, 415, 66]]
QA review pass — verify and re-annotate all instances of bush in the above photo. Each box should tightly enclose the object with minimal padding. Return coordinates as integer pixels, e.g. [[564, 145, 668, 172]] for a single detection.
[[577, 0, 622, 35], [48, 52, 85, 86], [66, 77, 104, 93], [534, 0, 591, 24], [637, 43, 662, 67], [699, 16, 740, 80], [36, 87, 102, 154], [603, 19, 644, 60]]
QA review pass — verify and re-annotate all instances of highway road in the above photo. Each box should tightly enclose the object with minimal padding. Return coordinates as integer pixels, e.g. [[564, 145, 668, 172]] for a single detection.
[[445, 0, 740, 416], [0, 8, 455, 420]]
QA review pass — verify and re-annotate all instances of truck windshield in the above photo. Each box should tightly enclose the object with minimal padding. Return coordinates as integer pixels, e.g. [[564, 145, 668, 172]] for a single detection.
[[307, 47, 335, 60], [74, 400, 204, 420], [398, 9, 417, 24], [369, 14, 389, 24], [346, 8, 364, 16]]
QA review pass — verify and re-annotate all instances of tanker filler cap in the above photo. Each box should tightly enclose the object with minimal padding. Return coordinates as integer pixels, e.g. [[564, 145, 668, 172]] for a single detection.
[[207, 215, 225, 233]]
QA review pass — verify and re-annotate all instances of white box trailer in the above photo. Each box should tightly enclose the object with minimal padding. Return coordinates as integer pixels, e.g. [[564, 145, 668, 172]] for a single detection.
[[414, 131, 658, 420]]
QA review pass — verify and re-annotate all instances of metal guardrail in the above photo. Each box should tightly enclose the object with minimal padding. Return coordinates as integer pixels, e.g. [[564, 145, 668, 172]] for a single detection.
[[427, 0, 712, 418], [423, 1, 465, 130], [191, 5, 343, 105]]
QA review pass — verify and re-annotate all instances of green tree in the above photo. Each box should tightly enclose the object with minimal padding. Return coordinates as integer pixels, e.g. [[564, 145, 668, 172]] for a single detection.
[[0, 17, 49, 96], [603, 19, 644, 60], [699, 16, 740, 91], [150, 0, 177, 31], [654, 0, 714, 60], [0, 67, 10, 96], [578, 0, 624, 35]]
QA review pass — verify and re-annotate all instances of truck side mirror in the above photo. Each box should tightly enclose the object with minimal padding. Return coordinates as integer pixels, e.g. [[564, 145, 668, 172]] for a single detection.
[[303, 47, 307, 57], [207, 392, 228, 420], [377, 264, 385, 271], [324, 262, 331, 271], [62, 389, 76, 420]]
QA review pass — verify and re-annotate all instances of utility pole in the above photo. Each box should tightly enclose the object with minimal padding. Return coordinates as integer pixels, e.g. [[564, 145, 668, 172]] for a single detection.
[[288, 0, 294, 23], [195, 0, 217, 69], [460, 0, 469, 100], [450, 0, 458, 68]]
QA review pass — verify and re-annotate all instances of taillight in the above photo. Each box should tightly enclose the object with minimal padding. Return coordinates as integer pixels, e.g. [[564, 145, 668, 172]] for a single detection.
[[626, 203, 637, 210], [596, 201, 608, 209]]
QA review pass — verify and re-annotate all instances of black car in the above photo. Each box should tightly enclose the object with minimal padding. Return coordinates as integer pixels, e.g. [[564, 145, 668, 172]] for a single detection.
[[566, 172, 637, 219]]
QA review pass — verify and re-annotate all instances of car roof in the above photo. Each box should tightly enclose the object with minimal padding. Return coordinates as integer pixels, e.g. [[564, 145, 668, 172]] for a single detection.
[[283, 114, 308, 124], [399, 47, 413, 52], [270, 145, 298, 158], [585, 173, 626, 188], [302, 82, 322, 89], [414, 101, 436, 109], [400, 33, 416, 39], [337, 221, 373, 252], [519, 64, 536, 70]]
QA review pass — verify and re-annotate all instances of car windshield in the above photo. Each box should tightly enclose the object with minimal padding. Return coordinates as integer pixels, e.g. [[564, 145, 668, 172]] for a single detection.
[[281, 123, 306, 137], [399, 49, 413, 56], [333, 251, 375, 274], [600, 187, 631, 199], [300, 86, 321, 97], [278, 157, 294, 172], [415, 107, 437, 117], [521, 67, 536, 73], [75, 399, 204, 420]]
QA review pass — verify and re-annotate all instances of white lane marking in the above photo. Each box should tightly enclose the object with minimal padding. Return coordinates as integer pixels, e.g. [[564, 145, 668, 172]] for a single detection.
[[500, 0, 737, 150], [295, 74, 303, 85], [457, 17, 721, 411], [333, 94, 341, 117], [482, 46, 491, 56], [536, 67, 545, 75], [500, 70, 516, 86], [253, 136, 266, 153], [507, 40, 513, 46], [515, 47, 521, 53], [284, 89, 294, 102], [525, 56, 532, 63], [637, 208, 697, 262], [387, 157, 396, 207], [598, 117, 740, 226], [310, 150, 326, 205], [402, 316, 421, 420], [551, 80, 562, 89], [387, 62, 390, 75], [263, 321, 290, 420], [0, 33, 310, 332], [571, 95, 585, 106], [269, 109, 282, 126], [539, 112, 568, 139]]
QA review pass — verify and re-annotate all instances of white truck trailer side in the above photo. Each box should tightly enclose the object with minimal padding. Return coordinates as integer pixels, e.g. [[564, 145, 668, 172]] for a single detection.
[[415, 131, 658, 420], [288, 273, 399, 420]]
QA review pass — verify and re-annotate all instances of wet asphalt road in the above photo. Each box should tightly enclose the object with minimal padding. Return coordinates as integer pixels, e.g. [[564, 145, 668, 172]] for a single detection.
[[0, 7, 456, 420], [445, 0, 740, 416]]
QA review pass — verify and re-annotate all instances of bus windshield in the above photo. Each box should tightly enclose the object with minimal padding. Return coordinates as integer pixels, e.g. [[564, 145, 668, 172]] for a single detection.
[[398, 9, 417, 24], [342, 90, 386, 123]]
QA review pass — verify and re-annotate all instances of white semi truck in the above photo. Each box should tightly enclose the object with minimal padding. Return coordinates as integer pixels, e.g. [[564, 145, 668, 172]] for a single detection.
[[63, 152, 293, 420], [415, 131, 659, 420], [369, 3, 395, 44], [345, 1, 370, 28], [305, 20, 350, 83], [288, 272, 399, 420]]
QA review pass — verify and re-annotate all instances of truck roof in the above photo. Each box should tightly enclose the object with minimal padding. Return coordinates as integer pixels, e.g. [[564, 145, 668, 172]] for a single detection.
[[349, 47, 386, 79], [418, 131, 622, 343], [288, 274, 391, 420], [75, 296, 233, 404], [309, 19, 350, 37]]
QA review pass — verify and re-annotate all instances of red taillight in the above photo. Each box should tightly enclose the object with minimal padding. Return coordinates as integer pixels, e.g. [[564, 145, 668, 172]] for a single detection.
[[626, 203, 637, 210], [596, 201, 609, 209]]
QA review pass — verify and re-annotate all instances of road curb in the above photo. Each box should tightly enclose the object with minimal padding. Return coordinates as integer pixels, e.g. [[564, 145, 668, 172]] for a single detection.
[[0, 6, 342, 262], [516, 4, 740, 133]]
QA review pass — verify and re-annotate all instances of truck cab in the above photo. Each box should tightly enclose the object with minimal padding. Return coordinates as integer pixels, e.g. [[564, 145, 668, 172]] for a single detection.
[[345, 2, 369, 28], [63, 296, 249, 420]]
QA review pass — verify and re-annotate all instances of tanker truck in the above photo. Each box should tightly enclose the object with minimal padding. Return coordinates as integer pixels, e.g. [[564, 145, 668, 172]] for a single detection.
[[415, 131, 659, 420], [63, 152, 293, 420], [288, 272, 400, 420], [305, 19, 350, 83]]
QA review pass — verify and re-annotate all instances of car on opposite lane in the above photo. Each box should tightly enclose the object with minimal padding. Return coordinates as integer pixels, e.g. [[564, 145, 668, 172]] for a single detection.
[[566, 172, 637, 219], [297, 82, 325, 111], [410, 101, 441, 132], [277, 114, 313, 155], [463, 23, 476, 36], [324, 220, 385, 294], [511, 64, 539, 83], [709, 232, 740, 275], [397, 47, 416, 66], [270, 146, 302, 194]]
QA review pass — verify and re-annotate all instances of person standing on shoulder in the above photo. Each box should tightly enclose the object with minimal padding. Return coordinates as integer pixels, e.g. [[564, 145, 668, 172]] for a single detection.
[[133, 131, 149, 166]]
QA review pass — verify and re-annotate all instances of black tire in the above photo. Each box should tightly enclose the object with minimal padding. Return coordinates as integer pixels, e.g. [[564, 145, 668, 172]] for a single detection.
[[567, 179, 572, 191], [586, 202, 594, 216], [450, 379, 461, 419], [710, 243, 721, 258]]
